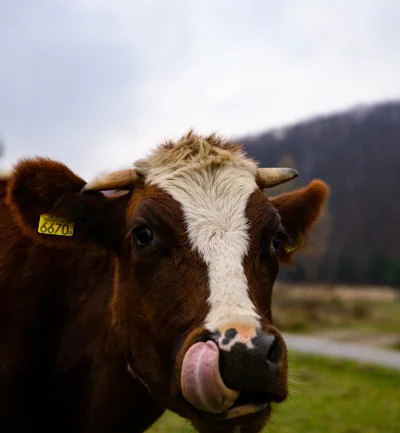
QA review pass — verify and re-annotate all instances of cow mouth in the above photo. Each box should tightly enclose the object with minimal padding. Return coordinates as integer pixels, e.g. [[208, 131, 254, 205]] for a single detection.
[[180, 340, 271, 420], [222, 390, 271, 420]]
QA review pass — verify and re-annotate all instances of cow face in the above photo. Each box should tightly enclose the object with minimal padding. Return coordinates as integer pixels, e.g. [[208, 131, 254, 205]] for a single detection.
[[105, 135, 329, 432], [7, 133, 329, 433]]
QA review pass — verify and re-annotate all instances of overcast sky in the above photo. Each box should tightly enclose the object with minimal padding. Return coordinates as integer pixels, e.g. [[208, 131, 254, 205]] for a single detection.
[[1, 0, 399, 180]]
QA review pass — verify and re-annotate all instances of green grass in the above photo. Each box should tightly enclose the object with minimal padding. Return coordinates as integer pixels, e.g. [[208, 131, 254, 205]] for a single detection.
[[391, 342, 400, 351], [367, 301, 400, 333], [147, 352, 400, 433]]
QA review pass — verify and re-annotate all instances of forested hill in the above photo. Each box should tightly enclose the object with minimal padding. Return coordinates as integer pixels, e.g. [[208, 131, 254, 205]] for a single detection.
[[241, 101, 400, 286]]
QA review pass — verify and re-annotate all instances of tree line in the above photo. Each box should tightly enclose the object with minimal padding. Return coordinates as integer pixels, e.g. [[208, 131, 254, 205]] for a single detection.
[[242, 101, 400, 288]]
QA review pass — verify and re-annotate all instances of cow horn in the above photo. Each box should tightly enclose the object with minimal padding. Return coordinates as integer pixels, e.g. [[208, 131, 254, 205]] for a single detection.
[[81, 169, 138, 192], [256, 167, 299, 188]]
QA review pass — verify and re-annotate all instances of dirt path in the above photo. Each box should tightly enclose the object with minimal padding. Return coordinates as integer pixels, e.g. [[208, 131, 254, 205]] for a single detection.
[[284, 333, 400, 370]]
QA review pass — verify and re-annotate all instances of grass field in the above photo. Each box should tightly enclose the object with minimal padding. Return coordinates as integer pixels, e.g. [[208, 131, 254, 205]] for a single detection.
[[148, 351, 400, 433]]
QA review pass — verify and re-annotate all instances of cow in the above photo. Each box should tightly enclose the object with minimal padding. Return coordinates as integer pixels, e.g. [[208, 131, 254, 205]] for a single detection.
[[0, 131, 329, 433]]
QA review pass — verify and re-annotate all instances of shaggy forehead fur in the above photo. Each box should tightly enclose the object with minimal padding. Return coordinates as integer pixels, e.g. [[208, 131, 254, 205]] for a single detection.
[[134, 131, 262, 330], [134, 131, 258, 182]]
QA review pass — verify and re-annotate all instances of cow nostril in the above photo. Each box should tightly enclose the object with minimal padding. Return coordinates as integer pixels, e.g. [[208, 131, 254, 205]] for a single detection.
[[266, 336, 282, 364]]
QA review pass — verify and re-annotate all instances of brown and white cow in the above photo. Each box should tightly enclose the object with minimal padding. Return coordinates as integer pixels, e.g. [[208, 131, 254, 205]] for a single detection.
[[0, 132, 328, 433]]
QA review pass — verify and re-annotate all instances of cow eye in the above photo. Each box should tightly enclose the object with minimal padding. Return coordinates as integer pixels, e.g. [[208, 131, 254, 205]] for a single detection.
[[271, 233, 282, 254], [132, 225, 153, 246]]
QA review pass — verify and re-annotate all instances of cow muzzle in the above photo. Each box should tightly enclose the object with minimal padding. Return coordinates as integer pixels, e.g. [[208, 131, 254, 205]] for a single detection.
[[180, 319, 288, 419]]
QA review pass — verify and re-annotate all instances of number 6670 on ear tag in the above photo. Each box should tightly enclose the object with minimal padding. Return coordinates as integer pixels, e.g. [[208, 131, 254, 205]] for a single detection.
[[38, 214, 74, 237]]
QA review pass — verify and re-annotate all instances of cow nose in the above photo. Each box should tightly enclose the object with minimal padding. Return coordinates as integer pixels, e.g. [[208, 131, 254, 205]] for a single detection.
[[215, 328, 284, 393]]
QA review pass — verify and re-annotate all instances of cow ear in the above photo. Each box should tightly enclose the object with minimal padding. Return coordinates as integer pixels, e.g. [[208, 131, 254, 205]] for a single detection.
[[6, 158, 131, 252], [270, 180, 329, 264]]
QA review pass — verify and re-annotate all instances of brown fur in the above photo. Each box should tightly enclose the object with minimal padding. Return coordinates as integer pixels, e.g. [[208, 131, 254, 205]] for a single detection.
[[0, 139, 328, 433]]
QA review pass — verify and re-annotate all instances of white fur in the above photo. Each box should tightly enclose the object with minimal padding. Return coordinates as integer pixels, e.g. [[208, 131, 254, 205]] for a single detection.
[[139, 144, 261, 330]]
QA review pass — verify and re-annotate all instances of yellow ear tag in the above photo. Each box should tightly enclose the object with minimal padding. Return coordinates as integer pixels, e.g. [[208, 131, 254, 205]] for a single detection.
[[38, 214, 74, 237], [284, 235, 304, 254]]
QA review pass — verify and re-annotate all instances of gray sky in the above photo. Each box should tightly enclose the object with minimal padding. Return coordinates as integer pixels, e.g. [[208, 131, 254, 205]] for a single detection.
[[1, 0, 399, 180]]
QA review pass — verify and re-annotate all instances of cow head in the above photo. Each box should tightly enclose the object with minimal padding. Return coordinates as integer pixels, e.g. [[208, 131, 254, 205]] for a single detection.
[[7, 132, 329, 433]]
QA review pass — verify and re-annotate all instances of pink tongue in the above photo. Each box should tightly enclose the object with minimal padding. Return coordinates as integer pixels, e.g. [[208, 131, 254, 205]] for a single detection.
[[181, 340, 240, 413]]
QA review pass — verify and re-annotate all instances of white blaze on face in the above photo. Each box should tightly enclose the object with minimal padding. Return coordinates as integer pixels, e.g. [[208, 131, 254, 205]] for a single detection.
[[147, 164, 260, 330]]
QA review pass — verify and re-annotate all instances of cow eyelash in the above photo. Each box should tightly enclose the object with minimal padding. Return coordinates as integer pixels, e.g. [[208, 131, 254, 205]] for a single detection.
[[270, 233, 282, 255], [268, 229, 290, 256], [131, 225, 153, 246]]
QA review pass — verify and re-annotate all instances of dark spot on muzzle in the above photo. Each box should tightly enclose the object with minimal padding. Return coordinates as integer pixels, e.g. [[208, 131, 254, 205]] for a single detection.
[[221, 328, 238, 345]]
